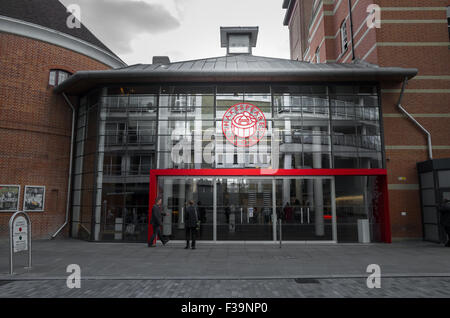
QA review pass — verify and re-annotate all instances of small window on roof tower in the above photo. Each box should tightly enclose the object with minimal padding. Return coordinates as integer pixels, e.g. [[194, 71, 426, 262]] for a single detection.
[[228, 34, 250, 54], [220, 27, 259, 55]]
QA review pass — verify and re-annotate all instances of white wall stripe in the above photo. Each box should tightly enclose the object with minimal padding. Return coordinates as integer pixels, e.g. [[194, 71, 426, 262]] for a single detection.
[[413, 76, 450, 80], [377, 42, 449, 46], [388, 184, 419, 190], [382, 89, 450, 93], [384, 113, 450, 118], [381, 19, 447, 23], [381, 7, 447, 11], [361, 43, 377, 61], [386, 146, 450, 150]]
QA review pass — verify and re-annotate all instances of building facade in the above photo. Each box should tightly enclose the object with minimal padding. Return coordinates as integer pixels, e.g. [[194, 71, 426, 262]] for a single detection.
[[283, 0, 450, 240], [0, 0, 126, 239], [54, 27, 417, 243], [1, 0, 443, 244]]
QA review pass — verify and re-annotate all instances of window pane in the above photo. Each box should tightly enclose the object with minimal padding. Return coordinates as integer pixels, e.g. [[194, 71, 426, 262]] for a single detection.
[[58, 71, 68, 84], [228, 34, 250, 54], [420, 172, 434, 189], [438, 170, 450, 188], [49, 71, 56, 86]]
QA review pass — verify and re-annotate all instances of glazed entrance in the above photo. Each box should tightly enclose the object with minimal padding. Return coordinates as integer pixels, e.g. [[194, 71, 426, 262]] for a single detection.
[[149, 169, 391, 243], [154, 174, 335, 242], [216, 177, 334, 241]]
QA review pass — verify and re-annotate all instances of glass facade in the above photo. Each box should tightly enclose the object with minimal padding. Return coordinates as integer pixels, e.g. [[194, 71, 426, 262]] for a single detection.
[[418, 159, 450, 243], [71, 83, 385, 243]]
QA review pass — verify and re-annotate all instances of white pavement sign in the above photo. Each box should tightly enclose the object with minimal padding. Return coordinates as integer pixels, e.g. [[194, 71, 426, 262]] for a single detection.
[[13, 216, 28, 252]]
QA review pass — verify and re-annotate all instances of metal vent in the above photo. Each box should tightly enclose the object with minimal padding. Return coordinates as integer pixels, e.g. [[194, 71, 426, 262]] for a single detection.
[[152, 56, 171, 64]]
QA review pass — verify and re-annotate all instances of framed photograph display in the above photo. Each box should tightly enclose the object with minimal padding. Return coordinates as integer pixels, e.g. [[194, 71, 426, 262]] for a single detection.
[[23, 186, 46, 212], [0, 185, 20, 212]]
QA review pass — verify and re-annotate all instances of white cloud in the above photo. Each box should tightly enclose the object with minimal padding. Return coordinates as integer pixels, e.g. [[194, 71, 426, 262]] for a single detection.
[[60, 0, 290, 65], [60, 0, 180, 54]]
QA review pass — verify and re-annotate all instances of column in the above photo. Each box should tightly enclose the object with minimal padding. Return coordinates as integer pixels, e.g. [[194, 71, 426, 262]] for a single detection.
[[71, 102, 86, 238], [272, 178, 277, 241], [294, 154, 302, 203], [178, 178, 186, 230], [312, 127, 324, 237], [163, 178, 173, 236], [93, 89, 107, 241], [157, 96, 170, 169], [282, 118, 292, 206], [283, 154, 292, 206], [331, 177, 337, 242], [194, 106, 203, 169], [213, 178, 217, 241]]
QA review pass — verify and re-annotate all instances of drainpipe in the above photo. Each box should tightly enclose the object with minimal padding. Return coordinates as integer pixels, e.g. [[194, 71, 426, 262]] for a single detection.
[[396, 77, 433, 160], [348, 0, 356, 61], [51, 92, 75, 239]]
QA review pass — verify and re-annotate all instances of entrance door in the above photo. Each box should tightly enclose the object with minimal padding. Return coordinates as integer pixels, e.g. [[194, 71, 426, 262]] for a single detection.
[[150, 169, 390, 243], [216, 178, 274, 240], [156, 176, 214, 241], [154, 174, 336, 242], [275, 177, 334, 241]]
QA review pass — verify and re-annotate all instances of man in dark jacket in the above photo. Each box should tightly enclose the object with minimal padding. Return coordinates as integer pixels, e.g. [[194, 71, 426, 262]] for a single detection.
[[439, 198, 450, 247], [185, 200, 199, 249], [149, 198, 169, 247]]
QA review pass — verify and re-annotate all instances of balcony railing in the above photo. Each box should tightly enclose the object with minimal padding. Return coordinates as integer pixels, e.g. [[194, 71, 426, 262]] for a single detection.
[[281, 131, 381, 151]]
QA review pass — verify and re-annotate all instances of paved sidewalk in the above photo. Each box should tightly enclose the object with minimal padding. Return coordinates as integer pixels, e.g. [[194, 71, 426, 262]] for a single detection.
[[1, 239, 450, 279], [1, 239, 450, 298]]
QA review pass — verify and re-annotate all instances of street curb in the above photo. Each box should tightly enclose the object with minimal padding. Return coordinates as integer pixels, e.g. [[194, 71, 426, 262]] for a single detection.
[[2, 273, 450, 281]]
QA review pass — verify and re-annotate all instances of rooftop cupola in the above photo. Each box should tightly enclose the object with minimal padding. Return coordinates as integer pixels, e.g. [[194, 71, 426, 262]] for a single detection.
[[220, 26, 259, 55]]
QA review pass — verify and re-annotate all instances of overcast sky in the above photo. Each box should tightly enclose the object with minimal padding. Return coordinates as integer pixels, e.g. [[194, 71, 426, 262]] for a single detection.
[[59, 0, 290, 65]]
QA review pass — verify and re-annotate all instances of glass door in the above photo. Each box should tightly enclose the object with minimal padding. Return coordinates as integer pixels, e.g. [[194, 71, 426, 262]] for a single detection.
[[157, 177, 214, 240], [155, 174, 336, 242], [275, 177, 334, 241], [216, 178, 274, 240]]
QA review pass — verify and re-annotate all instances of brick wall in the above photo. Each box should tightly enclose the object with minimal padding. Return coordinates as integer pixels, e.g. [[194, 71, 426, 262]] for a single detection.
[[0, 32, 111, 239], [285, 0, 450, 240]]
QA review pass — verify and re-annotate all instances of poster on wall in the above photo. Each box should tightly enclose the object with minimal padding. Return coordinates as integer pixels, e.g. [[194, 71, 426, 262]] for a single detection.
[[23, 186, 45, 212], [0, 185, 20, 212]]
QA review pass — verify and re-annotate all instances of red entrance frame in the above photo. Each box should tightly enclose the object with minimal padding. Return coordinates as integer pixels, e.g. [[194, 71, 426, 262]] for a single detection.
[[148, 169, 391, 244]]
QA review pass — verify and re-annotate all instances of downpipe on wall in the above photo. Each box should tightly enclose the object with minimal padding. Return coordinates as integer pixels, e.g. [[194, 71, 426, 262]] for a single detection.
[[51, 92, 75, 239], [396, 77, 433, 160]]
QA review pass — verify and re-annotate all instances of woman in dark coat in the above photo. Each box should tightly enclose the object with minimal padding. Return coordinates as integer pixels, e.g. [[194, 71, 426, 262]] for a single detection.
[[439, 198, 450, 247]]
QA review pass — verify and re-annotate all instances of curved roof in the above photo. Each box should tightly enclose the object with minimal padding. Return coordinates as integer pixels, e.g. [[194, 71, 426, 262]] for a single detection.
[[55, 54, 418, 94], [0, 0, 119, 59]]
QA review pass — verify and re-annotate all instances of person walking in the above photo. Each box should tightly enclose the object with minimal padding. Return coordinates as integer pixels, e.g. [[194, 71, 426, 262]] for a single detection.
[[148, 198, 169, 247], [439, 197, 450, 247], [185, 200, 199, 249]]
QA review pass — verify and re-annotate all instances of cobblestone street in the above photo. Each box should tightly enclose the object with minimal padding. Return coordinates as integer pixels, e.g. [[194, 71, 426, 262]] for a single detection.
[[0, 277, 450, 298]]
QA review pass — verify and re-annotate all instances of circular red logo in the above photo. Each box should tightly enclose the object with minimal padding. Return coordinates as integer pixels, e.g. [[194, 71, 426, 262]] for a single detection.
[[222, 103, 267, 147]]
